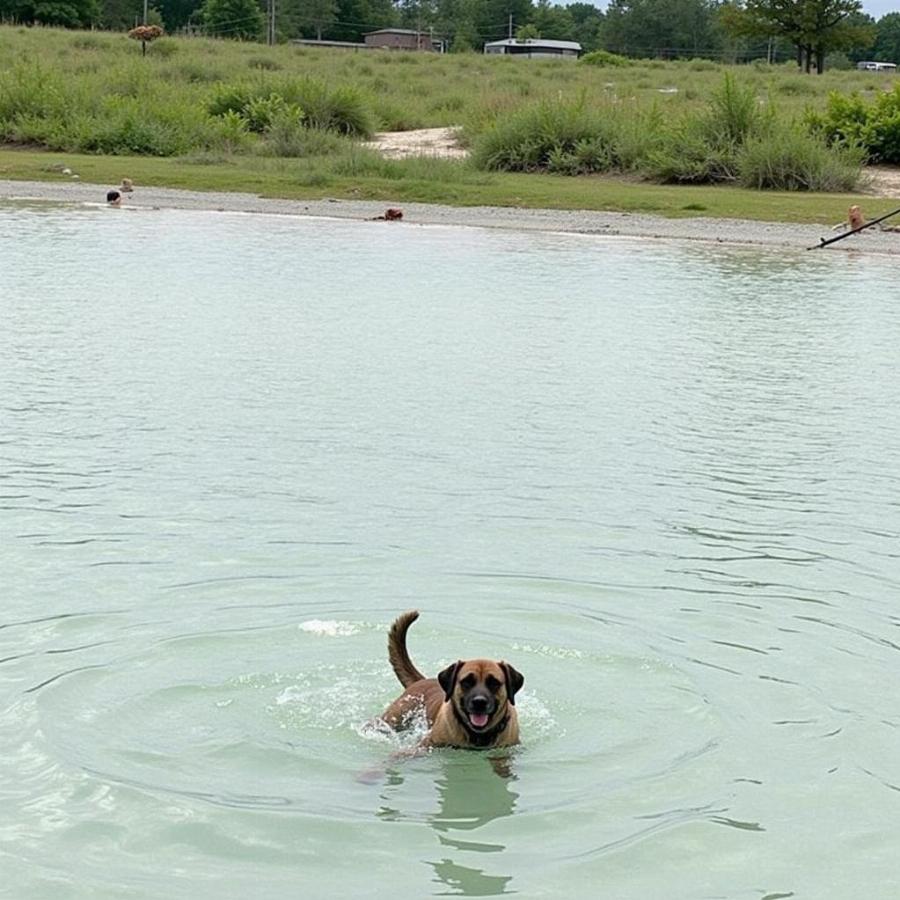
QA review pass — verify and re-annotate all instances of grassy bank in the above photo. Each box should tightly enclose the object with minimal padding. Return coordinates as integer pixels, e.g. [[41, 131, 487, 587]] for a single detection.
[[2, 146, 894, 225], [1, 25, 897, 210]]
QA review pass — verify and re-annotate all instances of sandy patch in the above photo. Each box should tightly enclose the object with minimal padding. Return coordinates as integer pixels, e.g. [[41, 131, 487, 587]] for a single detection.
[[863, 166, 900, 199], [364, 126, 466, 160]]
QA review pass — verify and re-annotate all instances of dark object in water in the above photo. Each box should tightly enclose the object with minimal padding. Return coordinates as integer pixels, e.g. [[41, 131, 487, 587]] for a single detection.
[[372, 208, 403, 221]]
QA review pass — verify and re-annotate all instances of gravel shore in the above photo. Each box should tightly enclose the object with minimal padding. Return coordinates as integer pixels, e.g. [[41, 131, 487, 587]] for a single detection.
[[3, 178, 899, 255]]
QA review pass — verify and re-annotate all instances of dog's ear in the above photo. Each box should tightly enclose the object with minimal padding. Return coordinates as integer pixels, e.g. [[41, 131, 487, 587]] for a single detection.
[[500, 662, 524, 705], [437, 660, 463, 702]]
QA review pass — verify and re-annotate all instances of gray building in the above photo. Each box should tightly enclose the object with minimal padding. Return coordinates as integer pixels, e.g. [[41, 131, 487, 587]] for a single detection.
[[484, 38, 581, 59]]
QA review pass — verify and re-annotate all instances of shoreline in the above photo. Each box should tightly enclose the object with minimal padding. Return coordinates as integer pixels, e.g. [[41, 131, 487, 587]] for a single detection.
[[3, 178, 900, 255]]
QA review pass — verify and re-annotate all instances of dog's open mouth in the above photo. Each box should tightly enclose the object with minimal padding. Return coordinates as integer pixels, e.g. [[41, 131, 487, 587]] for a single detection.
[[468, 712, 490, 729]]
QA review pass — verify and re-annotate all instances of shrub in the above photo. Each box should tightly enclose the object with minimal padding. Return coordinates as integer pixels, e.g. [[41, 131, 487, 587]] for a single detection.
[[243, 93, 303, 132], [298, 81, 374, 136], [206, 82, 255, 117], [706, 72, 762, 146], [643, 75, 764, 183], [807, 85, 900, 163], [737, 122, 863, 190], [259, 120, 347, 158], [472, 98, 622, 173], [213, 109, 253, 152], [207, 79, 374, 138], [686, 57, 718, 71], [643, 115, 740, 183], [579, 50, 632, 68]]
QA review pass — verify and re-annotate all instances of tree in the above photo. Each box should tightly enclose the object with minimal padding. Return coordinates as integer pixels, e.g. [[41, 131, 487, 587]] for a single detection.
[[873, 11, 900, 63], [288, 0, 337, 39], [566, 2, 605, 51], [155, 0, 204, 30], [99, 0, 142, 28], [0, 0, 100, 26], [603, 0, 722, 59], [476, 0, 534, 44], [722, 0, 872, 72], [329, 0, 395, 43], [531, 0, 575, 40], [800, 0, 873, 72], [200, 0, 263, 38]]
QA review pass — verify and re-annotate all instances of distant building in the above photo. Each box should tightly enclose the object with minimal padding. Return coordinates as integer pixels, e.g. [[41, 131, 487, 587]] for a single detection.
[[363, 29, 443, 52], [484, 38, 582, 59], [856, 60, 897, 71]]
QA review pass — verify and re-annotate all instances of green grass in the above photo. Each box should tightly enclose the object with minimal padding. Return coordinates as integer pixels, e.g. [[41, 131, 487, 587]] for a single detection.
[[1, 146, 893, 226], [1, 25, 897, 139], [0, 25, 896, 214]]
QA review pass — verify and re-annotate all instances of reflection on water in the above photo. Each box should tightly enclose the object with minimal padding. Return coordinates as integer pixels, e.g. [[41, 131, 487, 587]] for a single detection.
[[378, 756, 518, 896]]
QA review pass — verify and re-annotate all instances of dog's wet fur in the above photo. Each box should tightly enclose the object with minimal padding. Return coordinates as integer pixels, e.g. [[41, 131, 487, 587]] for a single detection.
[[380, 610, 524, 750]]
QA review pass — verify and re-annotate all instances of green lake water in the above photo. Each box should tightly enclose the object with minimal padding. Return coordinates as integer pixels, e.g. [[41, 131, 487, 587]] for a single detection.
[[2, 203, 900, 898]]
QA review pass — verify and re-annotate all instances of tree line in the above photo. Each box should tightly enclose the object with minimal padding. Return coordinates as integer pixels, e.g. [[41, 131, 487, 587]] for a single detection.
[[3, 0, 900, 72]]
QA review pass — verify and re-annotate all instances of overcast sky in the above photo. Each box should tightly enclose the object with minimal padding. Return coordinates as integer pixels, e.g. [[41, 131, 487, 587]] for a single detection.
[[862, 0, 899, 17], [590, 1, 899, 21]]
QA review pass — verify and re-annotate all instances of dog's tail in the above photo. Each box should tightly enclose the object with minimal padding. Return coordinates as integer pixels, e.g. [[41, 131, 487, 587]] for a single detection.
[[388, 610, 426, 688]]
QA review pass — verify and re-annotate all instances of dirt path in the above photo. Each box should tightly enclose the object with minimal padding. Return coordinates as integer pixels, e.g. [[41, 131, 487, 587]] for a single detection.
[[364, 127, 466, 160]]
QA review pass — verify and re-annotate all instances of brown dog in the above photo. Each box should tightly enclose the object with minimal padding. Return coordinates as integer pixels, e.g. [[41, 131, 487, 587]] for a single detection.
[[380, 610, 523, 750]]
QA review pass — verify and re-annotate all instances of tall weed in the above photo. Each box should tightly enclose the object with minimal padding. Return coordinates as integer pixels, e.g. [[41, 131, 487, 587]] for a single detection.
[[738, 123, 863, 190]]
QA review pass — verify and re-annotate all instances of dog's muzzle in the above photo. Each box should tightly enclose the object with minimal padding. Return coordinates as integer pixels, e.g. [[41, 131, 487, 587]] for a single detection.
[[465, 694, 495, 730]]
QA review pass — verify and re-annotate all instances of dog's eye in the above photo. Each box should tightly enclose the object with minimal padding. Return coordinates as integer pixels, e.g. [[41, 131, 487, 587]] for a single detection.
[[459, 674, 476, 690], [485, 675, 501, 692]]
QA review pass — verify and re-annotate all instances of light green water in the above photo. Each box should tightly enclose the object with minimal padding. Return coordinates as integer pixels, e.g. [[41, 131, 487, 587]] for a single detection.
[[2, 204, 900, 899]]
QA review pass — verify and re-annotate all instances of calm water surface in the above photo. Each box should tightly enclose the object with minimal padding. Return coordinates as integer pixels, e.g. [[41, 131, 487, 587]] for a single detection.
[[2, 203, 900, 899]]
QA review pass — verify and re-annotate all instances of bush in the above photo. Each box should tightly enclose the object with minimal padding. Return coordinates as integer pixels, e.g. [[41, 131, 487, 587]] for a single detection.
[[207, 79, 374, 138], [243, 93, 303, 132], [471, 98, 624, 173], [706, 72, 762, 146], [259, 120, 348, 158], [807, 85, 900, 163], [737, 122, 863, 190], [635, 76, 761, 183], [641, 75, 862, 190], [579, 50, 632, 68], [643, 115, 740, 183], [296, 81, 374, 136]]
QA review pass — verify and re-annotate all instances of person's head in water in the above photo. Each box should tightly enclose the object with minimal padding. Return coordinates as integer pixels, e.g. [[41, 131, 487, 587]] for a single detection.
[[106, 190, 122, 207]]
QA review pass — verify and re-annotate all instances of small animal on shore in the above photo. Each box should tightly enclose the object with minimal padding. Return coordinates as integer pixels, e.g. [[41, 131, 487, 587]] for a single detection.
[[106, 190, 122, 207], [372, 207, 403, 221], [120, 178, 134, 193], [379, 610, 523, 751], [832, 204, 865, 231]]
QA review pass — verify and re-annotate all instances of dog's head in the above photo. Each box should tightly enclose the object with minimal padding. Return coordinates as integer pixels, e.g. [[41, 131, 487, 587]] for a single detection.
[[437, 658, 524, 737]]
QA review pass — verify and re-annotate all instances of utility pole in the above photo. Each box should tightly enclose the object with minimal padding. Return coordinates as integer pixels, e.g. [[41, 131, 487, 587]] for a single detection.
[[142, 0, 148, 25], [508, 13, 512, 38], [267, 0, 276, 45]]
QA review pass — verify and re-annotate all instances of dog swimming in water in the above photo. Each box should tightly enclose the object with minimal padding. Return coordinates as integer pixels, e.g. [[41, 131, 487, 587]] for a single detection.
[[379, 610, 524, 750]]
